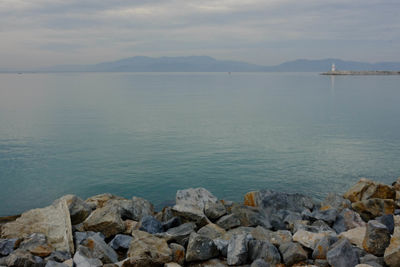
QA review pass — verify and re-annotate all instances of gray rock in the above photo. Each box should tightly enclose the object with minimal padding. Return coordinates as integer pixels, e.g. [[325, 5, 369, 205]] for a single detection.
[[363, 220, 391, 256], [310, 209, 338, 225], [108, 234, 133, 251], [257, 190, 315, 214], [326, 238, 359, 267], [156, 222, 196, 246], [4, 249, 41, 267], [1, 198, 74, 254], [205, 201, 227, 221], [213, 238, 228, 258], [55, 195, 92, 225], [250, 259, 270, 267], [185, 232, 219, 262], [333, 208, 366, 234], [169, 243, 185, 266], [198, 223, 226, 239], [81, 234, 118, 264], [352, 198, 396, 221], [360, 254, 384, 267], [44, 251, 71, 263], [139, 215, 163, 234], [278, 242, 308, 266], [248, 240, 281, 265], [74, 231, 105, 249], [162, 217, 181, 231], [188, 258, 228, 267], [19, 233, 53, 257], [73, 246, 103, 267], [0, 238, 18, 256], [314, 259, 330, 267], [155, 206, 175, 222], [320, 193, 351, 212], [376, 214, 394, 234], [292, 229, 330, 250], [312, 235, 339, 260], [216, 214, 241, 230], [230, 205, 272, 229], [227, 234, 252, 266], [117, 197, 154, 221], [83, 204, 125, 238], [45, 260, 69, 267], [223, 226, 254, 240], [283, 211, 302, 230], [384, 225, 400, 267]]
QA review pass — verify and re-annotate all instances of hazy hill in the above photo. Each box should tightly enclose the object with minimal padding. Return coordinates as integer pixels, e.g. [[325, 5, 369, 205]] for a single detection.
[[7, 56, 400, 73]]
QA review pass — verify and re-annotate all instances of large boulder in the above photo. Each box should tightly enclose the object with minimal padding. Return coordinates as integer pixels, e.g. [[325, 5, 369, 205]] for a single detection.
[[204, 201, 227, 221], [248, 239, 281, 265], [198, 223, 226, 239], [124, 230, 172, 266], [292, 229, 330, 249], [83, 204, 125, 238], [108, 234, 133, 251], [227, 234, 252, 266], [19, 233, 53, 257], [155, 222, 196, 246], [339, 226, 366, 248], [244, 190, 314, 214], [230, 205, 271, 229], [384, 226, 400, 267], [327, 238, 359, 267], [320, 193, 351, 212], [333, 208, 366, 234], [81, 234, 118, 263], [279, 242, 308, 266], [216, 214, 241, 230], [169, 243, 185, 266], [0, 238, 18, 256], [344, 178, 396, 203], [139, 216, 163, 234], [73, 246, 103, 267], [3, 249, 41, 267], [1, 198, 74, 254], [185, 232, 219, 262], [352, 198, 395, 221], [363, 220, 391, 256], [312, 235, 339, 260]]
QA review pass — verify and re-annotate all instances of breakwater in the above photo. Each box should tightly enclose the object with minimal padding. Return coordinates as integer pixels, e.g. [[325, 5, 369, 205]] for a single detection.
[[321, 70, 400, 75], [1, 178, 400, 266]]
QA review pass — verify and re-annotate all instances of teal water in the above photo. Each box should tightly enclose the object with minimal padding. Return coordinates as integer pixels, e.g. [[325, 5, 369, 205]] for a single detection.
[[0, 72, 400, 216]]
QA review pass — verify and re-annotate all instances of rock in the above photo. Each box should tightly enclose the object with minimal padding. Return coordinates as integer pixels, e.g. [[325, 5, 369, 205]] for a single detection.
[[320, 193, 351, 212], [156, 207, 175, 223], [230, 205, 271, 229], [227, 234, 252, 266], [125, 230, 172, 266], [248, 240, 281, 265], [292, 229, 330, 249], [120, 196, 155, 221], [109, 234, 133, 251], [384, 226, 400, 266], [56, 195, 92, 225], [278, 242, 308, 266], [85, 193, 123, 209], [169, 243, 185, 266], [4, 249, 40, 267], [162, 217, 182, 231], [314, 259, 329, 267], [18, 233, 53, 257], [81, 234, 118, 264], [376, 214, 394, 234], [139, 216, 163, 234], [165, 263, 182, 267], [204, 201, 227, 221], [344, 178, 396, 203], [1, 198, 74, 254], [339, 226, 366, 248], [63, 259, 73, 267], [355, 265, 375, 267], [198, 223, 226, 239], [333, 208, 366, 234], [392, 177, 400, 191], [45, 260, 69, 267], [156, 222, 196, 246], [188, 258, 228, 267], [360, 254, 385, 267], [185, 232, 219, 262], [213, 238, 228, 258], [283, 211, 303, 230], [250, 226, 292, 246], [363, 220, 391, 256], [312, 235, 339, 260], [309, 209, 338, 225], [45, 251, 71, 263], [352, 198, 396, 221], [0, 238, 17, 256], [216, 214, 241, 230], [245, 190, 314, 213], [73, 246, 103, 267], [123, 220, 139, 235], [326, 238, 359, 267], [172, 188, 217, 227], [74, 231, 105, 249], [83, 204, 125, 238], [251, 259, 270, 267]]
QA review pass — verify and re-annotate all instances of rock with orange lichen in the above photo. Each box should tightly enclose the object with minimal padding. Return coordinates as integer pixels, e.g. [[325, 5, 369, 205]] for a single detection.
[[338, 226, 366, 248], [384, 227, 400, 267], [169, 243, 185, 266], [352, 198, 395, 221], [312, 235, 338, 260], [81, 234, 118, 264], [344, 178, 396, 203]]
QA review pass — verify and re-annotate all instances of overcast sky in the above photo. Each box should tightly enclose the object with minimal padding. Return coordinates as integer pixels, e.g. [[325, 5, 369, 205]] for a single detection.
[[1, 0, 399, 69]]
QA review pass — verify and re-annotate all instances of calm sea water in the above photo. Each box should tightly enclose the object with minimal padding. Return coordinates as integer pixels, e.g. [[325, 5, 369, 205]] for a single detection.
[[1, 72, 400, 216]]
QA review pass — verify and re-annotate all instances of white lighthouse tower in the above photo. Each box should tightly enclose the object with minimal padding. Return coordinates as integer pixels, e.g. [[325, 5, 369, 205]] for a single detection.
[[331, 63, 336, 72]]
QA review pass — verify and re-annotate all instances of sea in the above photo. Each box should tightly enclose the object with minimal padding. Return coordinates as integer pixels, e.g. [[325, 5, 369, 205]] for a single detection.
[[1, 72, 399, 216]]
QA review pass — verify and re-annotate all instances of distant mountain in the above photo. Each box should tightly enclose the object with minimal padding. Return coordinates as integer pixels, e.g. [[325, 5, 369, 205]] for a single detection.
[[7, 56, 400, 73]]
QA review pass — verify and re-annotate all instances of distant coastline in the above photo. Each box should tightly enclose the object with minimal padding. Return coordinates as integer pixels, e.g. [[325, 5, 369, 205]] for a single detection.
[[321, 70, 400, 75]]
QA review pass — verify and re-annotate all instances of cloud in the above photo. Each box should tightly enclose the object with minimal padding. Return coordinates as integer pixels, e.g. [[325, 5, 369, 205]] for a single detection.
[[0, 0, 399, 68]]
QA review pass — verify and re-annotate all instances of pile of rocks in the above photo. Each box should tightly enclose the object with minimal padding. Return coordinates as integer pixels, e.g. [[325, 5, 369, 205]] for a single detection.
[[1, 177, 400, 267]]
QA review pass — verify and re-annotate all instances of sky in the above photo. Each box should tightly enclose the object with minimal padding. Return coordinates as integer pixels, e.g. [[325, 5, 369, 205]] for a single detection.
[[1, 0, 399, 69]]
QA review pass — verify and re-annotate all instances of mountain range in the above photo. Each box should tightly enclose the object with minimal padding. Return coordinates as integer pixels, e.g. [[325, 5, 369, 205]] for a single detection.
[[6, 56, 400, 72]]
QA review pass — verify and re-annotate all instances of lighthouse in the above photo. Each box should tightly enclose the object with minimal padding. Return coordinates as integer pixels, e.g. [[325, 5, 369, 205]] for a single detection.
[[331, 63, 336, 72]]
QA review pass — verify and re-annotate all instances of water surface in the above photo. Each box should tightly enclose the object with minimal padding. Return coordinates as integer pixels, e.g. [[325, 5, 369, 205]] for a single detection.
[[1, 72, 400, 215]]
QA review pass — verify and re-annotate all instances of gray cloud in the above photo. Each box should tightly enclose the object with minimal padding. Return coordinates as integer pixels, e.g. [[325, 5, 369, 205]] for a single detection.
[[1, 0, 399, 69]]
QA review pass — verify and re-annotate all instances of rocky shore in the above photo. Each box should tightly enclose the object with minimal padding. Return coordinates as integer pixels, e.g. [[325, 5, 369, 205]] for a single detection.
[[1, 178, 400, 267]]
